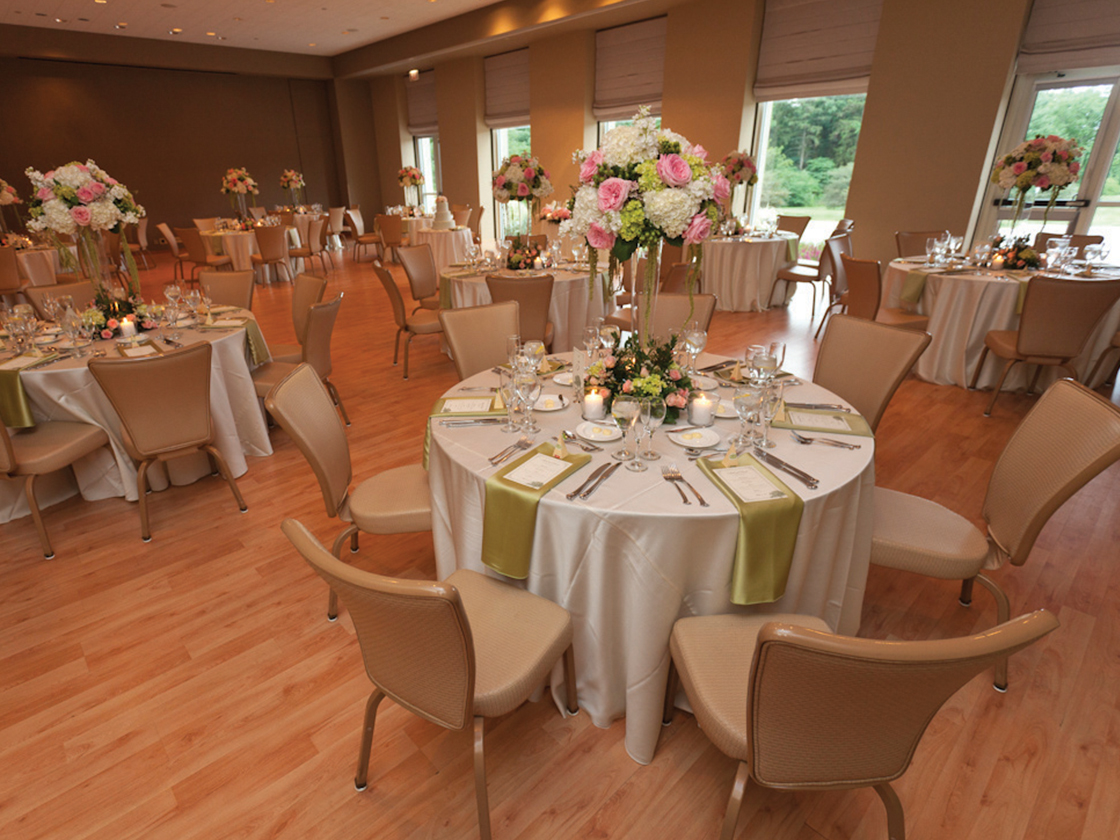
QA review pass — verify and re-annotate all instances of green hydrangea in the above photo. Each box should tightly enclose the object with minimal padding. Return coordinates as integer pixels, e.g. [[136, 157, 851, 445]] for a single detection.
[[635, 161, 662, 193], [619, 199, 646, 242], [631, 373, 666, 397]]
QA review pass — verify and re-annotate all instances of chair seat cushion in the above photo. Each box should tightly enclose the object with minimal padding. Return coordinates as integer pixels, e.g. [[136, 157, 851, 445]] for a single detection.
[[985, 329, 1066, 364], [775, 264, 817, 283], [876, 308, 929, 331], [10, 421, 110, 476], [252, 361, 298, 397], [345, 464, 432, 534], [405, 309, 443, 334], [418, 295, 440, 310], [447, 569, 573, 719], [670, 613, 831, 761], [206, 255, 232, 267], [871, 487, 990, 579]]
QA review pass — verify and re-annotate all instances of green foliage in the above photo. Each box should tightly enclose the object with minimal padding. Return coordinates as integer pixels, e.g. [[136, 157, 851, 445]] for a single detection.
[[1026, 86, 1109, 158], [821, 163, 854, 209], [761, 147, 820, 207], [506, 126, 532, 157]]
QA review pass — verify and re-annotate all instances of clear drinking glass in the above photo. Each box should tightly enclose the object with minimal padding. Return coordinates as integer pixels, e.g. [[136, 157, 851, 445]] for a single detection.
[[640, 398, 666, 461], [731, 384, 763, 449], [627, 400, 649, 472], [514, 369, 541, 433], [164, 284, 181, 306], [498, 368, 520, 433], [683, 321, 707, 374], [610, 396, 639, 461], [582, 326, 598, 357], [599, 323, 620, 352], [523, 339, 546, 373], [506, 334, 521, 368], [925, 237, 939, 265], [759, 381, 785, 449]]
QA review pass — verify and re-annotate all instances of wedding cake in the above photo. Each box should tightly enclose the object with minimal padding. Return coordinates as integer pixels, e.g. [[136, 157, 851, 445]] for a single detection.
[[431, 196, 455, 230]]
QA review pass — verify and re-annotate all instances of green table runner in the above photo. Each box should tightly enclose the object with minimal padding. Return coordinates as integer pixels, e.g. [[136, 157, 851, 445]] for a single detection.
[[422, 394, 507, 469], [901, 268, 933, 304], [696, 453, 804, 605], [481, 442, 591, 579], [197, 317, 270, 364], [771, 404, 874, 437], [0, 353, 59, 429], [786, 236, 799, 263]]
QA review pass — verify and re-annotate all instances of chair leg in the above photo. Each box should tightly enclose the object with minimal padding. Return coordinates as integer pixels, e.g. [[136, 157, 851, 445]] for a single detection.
[[473, 716, 493, 840], [1027, 364, 1044, 394], [137, 458, 153, 542], [325, 379, 350, 426], [959, 577, 974, 607], [204, 445, 248, 513], [404, 333, 414, 380], [663, 659, 679, 725], [329, 524, 360, 622], [975, 573, 1011, 691], [392, 328, 402, 365], [874, 782, 906, 840], [984, 359, 1019, 417], [354, 689, 386, 791], [719, 761, 750, 840], [23, 474, 55, 559], [968, 346, 990, 390], [563, 644, 579, 715], [1085, 347, 1120, 388]]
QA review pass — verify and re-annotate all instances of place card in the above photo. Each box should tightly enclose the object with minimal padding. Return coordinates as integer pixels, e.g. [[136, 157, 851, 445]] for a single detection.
[[503, 453, 576, 490], [787, 410, 851, 431], [717, 465, 789, 503], [0, 354, 46, 371], [440, 397, 495, 413], [117, 341, 162, 358], [210, 318, 248, 328]]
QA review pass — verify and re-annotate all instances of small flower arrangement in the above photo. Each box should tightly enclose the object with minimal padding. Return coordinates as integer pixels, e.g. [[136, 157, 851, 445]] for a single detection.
[[586, 333, 692, 422], [0, 179, 21, 205], [1, 233, 31, 249], [991, 235, 1041, 270], [279, 169, 305, 190], [539, 201, 571, 222], [506, 237, 541, 270], [398, 166, 425, 188], [82, 297, 159, 340], [991, 135, 1083, 225], [493, 154, 554, 203], [220, 167, 259, 196], [720, 151, 759, 187]]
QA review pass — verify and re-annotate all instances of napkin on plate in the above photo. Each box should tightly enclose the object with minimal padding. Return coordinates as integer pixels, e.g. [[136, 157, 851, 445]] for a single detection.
[[771, 404, 874, 437]]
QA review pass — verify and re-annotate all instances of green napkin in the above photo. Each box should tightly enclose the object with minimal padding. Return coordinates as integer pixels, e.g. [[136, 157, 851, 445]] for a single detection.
[[1016, 278, 1029, 315], [197, 317, 270, 364], [0, 353, 63, 429], [422, 395, 507, 469], [439, 273, 453, 310], [481, 443, 591, 579], [696, 453, 804, 605], [771, 404, 874, 437], [901, 268, 933, 304], [786, 237, 799, 263]]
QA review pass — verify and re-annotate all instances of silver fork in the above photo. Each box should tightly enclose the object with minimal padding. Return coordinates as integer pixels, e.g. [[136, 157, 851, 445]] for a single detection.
[[661, 465, 690, 504], [790, 429, 861, 450], [489, 435, 532, 466], [563, 430, 602, 452], [665, 463, 709, 507]]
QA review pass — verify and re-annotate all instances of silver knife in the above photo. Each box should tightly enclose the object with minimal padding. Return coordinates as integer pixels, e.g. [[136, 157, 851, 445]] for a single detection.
[[785, 402, 851, 412], [753, 447, 819, 490], [439, 417, 504, 427], [566, 462, 611, 500], [580, 461, 622, 500]]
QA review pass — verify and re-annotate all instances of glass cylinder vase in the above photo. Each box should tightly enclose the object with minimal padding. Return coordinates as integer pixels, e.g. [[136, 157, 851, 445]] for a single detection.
[[634, 240, 662, 351]]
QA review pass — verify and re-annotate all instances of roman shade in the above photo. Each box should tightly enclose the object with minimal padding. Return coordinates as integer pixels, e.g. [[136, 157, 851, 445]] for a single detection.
[[406, 70, 438, 136], [1017, 0, 1120, 74], [485, 49, 531, 129], [593, 17, 667, 121]]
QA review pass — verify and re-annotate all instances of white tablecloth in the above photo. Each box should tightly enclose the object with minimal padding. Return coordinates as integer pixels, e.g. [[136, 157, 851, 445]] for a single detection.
[[411, 227, 473, 273], [442, 267, 608, 352], [401, 216, 434, 239], [201, 229, 302, 281], [705, 233, 798, 312], [15, 246, 79, 287], [429, 358, 874, 764], [0, 318, 272, 524], [884, 260, 1120, 390]]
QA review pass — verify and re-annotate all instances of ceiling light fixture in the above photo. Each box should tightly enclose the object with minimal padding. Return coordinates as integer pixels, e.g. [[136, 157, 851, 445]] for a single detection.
[[95, 0, 108, 4], [206, 31, 216, 36], [55, 17, 68, 23], [169, 27, 182, 34], [308, 42, 317, 47], [115, 22, 127, 28], [408, 69, 419, 81]]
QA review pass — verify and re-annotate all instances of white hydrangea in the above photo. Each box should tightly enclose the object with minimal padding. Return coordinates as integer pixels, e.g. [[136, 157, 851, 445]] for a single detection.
[[643, 189, 697, 239], [53, 165, 87, 189], [90, 201, 118, 230], [42, 201, 77, 235], [503, 164, 524, 183], [601, 125, 647, 168], [562, 184, 600, 238]]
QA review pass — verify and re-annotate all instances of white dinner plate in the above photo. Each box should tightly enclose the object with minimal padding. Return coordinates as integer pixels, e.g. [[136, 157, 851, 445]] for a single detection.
[[552, 372, 574, 386], [715, 399, 737, 419], [691, 374, 718, 391], [55, 338, 89, 349], [576, 421, 622, 442], [33, 336, 58, 345], [533, 393, 569, 412], [667, 428, 721, 448]]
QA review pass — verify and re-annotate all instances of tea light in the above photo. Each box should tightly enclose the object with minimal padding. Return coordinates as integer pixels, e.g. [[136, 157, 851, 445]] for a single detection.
[[119, 318, 138, 339], [533, 257, 543, 270], [991, 255, 1004, 270], [583, 389, 606, 420], [688, 392, 714, 427]]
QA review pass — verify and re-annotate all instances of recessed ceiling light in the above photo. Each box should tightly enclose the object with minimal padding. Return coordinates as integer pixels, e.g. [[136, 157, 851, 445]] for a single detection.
[[380, 16, 389, 20], [95, 0, 108, 4], [308, 42, 316, 46], [116, 22, 127, 28], [56, 17, 68, 23], [343, 28, 357, 33], [169, 27, 182, 34], [160, 3, 177, 7], [233, 16, 243, 21], [35, 12, 46, 16], [217, 36, 227, 40], [78, 17, 90, 21], [206, 31, 216, 36], [408, 69, 419, 81]]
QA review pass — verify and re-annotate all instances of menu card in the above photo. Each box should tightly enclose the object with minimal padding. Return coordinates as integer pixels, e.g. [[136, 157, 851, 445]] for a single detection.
[[717, 465, 789, 503], [440, 397, 494, 413], [787, 410, 852, 431], [503, 453, 576, 489]]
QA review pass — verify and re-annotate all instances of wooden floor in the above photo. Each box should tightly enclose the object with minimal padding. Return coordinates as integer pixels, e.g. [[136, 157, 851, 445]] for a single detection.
[[2, 249, 1119, 840]]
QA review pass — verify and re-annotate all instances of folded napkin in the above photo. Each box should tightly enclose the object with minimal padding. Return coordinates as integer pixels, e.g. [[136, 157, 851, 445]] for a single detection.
[[1016, 277, 1030, 315], [786, 237, 799, 263], [0, 353, 58, 428], [901, 268, 933, 304], [422, 394, 507, 469], [116, 341, 162, 358], [197, 318, 270, 364], [771, 404, 874, 437], [696, 453, 804, 605], [481, 443, 591, 579], [712, 364, 793, 385], [439, 274, 453, 310]]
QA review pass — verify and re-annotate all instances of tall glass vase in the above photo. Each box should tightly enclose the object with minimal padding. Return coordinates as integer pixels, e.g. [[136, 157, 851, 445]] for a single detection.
[[502, 200, 530, 239], [635, 240, 662, 350], [0, 207, 8, 234], [76, 229, 107, 294], [236, 193, 249, 221]]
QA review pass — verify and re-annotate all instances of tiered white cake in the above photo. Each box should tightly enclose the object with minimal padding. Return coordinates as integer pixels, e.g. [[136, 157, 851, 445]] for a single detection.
[[431, 196, 455, 230]]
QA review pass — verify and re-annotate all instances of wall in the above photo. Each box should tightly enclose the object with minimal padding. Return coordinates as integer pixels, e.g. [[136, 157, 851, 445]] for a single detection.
[[330, 78, 382, 215], [369, 75, 411, 208], [434, 56, 490, 212]]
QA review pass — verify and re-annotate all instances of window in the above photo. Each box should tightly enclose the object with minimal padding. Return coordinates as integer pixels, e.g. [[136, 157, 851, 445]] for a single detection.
[[413, 135, 441, 214], [596, 115, 661, 146], [491, 125, 531, 240]]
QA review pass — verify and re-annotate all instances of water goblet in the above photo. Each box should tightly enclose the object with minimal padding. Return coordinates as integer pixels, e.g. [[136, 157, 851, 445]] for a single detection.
[[497, 367, 521, 433], [610, 396, 639, 461], [758, 381, 785, 449], [683, 321, 707, 374], [61, 308, 85, 357], [522, 339, 546, 373], [164, 284, 181, 306], [950, 235, 964, 257], [767, 341, 786, 377], [582, 326, 599, 357], [165, 303, 182, 342], [185, 289, 201, 317], [731, 384, 763, 449], [746, 344, 767, 385], [599, 323, 620, 352], [514, 369, 542, 434], [639, 397, 666, 461], [627, 400, 649, 472], [1083, 244, 1102, 273], [506, 333, 521, 368], [925, 237, 939, 265]]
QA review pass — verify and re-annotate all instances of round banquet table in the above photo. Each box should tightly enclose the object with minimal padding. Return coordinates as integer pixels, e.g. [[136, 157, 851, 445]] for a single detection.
[[704, 233, 799, 312], [411, 227, 473, 272], [428, 355, 874, 764], [883, 259, 1120, 390], [441, 266, 608, 352], [400, 215, 434, 239], [201, 228, 302, 281], [16, 245, 80, 287], [0, 312, 272, 524]]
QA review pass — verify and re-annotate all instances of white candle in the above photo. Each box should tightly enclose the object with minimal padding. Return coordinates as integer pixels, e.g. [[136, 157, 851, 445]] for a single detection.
[[689, 394, 714, 427], [119, 318, 137, 339], [533, 257, 543, 270], [584, 390, 606, 421], [992, 255, 1004, 270]]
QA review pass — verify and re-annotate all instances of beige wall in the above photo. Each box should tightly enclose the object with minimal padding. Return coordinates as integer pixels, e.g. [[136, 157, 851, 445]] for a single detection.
[[434, 57, 490, 212], [369, 75, 411, 208], [330, 78, 383, 215], [846, 0, 1033, 266]]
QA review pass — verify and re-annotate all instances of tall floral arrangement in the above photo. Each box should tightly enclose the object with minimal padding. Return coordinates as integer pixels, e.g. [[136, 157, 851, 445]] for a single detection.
[[398, 166, 424, 188], [720, 150, 758, 214], [279, 169, 305, 205], [492, 154, 553, 204], [991, 135, 1083, 226], [220, 167, 259, 215], [24, 159, 145, 298], [0, 178, 21, 234]]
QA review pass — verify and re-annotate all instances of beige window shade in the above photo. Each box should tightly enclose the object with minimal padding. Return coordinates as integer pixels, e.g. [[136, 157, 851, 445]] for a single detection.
[[406, 70, 438, 136], [594, 17, 667, 121], [485, 49, 531, 129], [754, 0, 883, 102], [1018, 0, 1120, 74]]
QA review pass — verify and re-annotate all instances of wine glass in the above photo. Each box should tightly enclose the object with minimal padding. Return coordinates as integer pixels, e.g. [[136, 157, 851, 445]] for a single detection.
[[610, 396, 639, 461], [164, 284, 181, 306], [683, 321, 707, 374], [758, 381, 785, 449], [514, 369, 542, 434], [522, 339, 546, 373], [731, 384, 763, 449], [627, 400, 649, 472], [599, 323, 620, 352], [60, 307, 86, 357], [767, 342, 786, 379], [582, 326, 599, 357], [506, 333, 521, 368], [950, 235, 964, 257], [925, 237, 939, 265], [639, 398, 666, 461], [165, 303, 182, 342], [498, 367, 520, 433], [184, 289, 201, 317]]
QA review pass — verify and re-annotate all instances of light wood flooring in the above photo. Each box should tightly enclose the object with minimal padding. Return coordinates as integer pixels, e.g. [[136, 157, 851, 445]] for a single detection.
[[2, 249, 1119, 840]]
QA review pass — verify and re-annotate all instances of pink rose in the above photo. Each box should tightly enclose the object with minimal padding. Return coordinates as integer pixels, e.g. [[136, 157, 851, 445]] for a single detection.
[[510, 155, 522, 164], [495, 174, 506, 188], [1040, 152, 1053, 163], [640, 366, 649, 377], [37, 187, 53, 201], [656, 153, 692, 187], [77, 165, 89, 173], [586, 222, 616, 250], [45, 170, 55, 179], [105, 177, 118, 185], [580, 150, 604, 184], [1035, 175, 1051, 190], [711, 171, 731, 203], [517, 182, 530, 197], [621, 380, 633, 393], [604, 355, 617, 369], [70, 206, 92, 226], [688, 144, 708, 161], [106, 318, 120, 330], [100, 329, 113, 340], [544, 169, 551, 179], [1058, 150, 1069, 161], [1012, 162, 1027, 175], [666, 392, 686, 408], [668, 369, 681, 381], [76, 185, 99, 204], [142, 320, 157, 330], [523, 167, 536, 180], [683, 213, 712, 245], [597, 177, 631, 212], [1070, 161, 1080, 175]]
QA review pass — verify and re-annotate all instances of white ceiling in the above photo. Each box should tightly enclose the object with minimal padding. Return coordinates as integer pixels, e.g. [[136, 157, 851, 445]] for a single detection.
[[0, 0, 503, 57]]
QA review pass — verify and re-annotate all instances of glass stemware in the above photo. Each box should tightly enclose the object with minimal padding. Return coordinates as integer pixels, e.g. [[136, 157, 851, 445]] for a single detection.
[[627, 400, 649, 472], [582, 326, 599, 358], [731, 384, 763, 449], [522, 339, 546, 373], [682, 321, 707, 374], [506, 333, 521, 368], [640, 398, 666, 461], [514, 369, 541, 434], [610, 396, 639, 461], [164, 284, 181, 306], [758, 381, 785, 449], [498, 367, 520, 433], [599, 323, 620, 352]]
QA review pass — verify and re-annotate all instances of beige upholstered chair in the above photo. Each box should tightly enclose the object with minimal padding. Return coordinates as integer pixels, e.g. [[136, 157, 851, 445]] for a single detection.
[[253, 294, 349, 424], [776, 214, 810, 239], [176, 227, 231, 282], [344, 209, 378, 262], [452, 208, 472, 227], [374, 263, 442, 380], [157, 222, 190, 281], [813, 314, 931, 432], [269, 273, 328, 364], [1032, 232, 1104, 258], [1, 417, 109, 558], [775, 234, 844, 321], [1086, 329, 1120, 388], [193, 217, 219, 231], [832, 218, 855, 234], [439, 301, 520, 381], [88, 343, 248, 541], [289, 216, 330, 275], [841, 254, 929, 331], [660, 262, 699, 294], [279, 212, 295, 228], [1, 246, 23, 304], [265, 364, 430, 616], [485, 274, 555, 350], [327, 206, 350, 239], [281, 517, 578, 840], [523, 233, 548, 250], [968, 276, 1120, 416], [250, 224, 293, 283], [813, 233, 854, 339], [199, 269, 255, 310], [468, 205, 485, 244], [397, 244, 441, 311], [872, 379, 1120, 688], [126, 217, 151, 270], [24, 281, 96, 320], [249, 206, 267, 221], [632, 292, 717, 344], [895, 229, 949, 258], [374, 213, 404, 263], [664, 610, 1058, 840]]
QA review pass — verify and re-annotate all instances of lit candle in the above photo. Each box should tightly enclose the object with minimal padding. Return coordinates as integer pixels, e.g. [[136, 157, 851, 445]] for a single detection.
[[689, 393, 714, 427], [583, 389, 606, 421], [533, 257, 543, 270], [992, 255, 1004, 270], [119, 318, 137, 339]]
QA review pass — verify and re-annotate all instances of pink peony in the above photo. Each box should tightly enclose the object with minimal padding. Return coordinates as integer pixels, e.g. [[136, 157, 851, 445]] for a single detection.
[[604, 355, 617, 369], [666, 391, 687, 408], [523, 167, 536, 180], [100, 329, 113, 340], [37, 187, 53, 201], [1040, 152, 1053, 163], [621, 380, 633, 393], [70, 206, 92, 226], [77, 164, 89, 173], [656, 153, 692, 188], [683, 213, 712, 245], [1035, 175, 1051, 190], [510, 155, 522, 164], [711, 171, 731, 203], [1012, 162, 1027, 175], [688, 144, 709, 161], [668, 368, 681, 381], [106, 318, 120, 330], [517, 182, 530, 197], [597, 177, 631, 212], [495, 174, 506, 187], [586, 222, 616, 250], [580, 150, 604, 184]]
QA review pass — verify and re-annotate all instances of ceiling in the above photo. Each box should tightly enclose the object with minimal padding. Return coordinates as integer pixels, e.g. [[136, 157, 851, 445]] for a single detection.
[[0, 0, 504, 57]]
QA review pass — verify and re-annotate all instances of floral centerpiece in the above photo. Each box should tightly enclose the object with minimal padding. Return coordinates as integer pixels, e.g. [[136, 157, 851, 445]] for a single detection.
[[0, 178, 22, 234], [990, 135, 1083, 227], [398, 166, 424, 206], [720, 150, 758, 214], [493, 154, 553, 237], [279, 169, 305, 205], [1, 233, 31, 250], [990, 235, 1041, 270], [506, 237, 541, 270], [220, 167, 259, 217], [80, 302, 159, 340], [539, 201, 571, 223], [586, 333, 692, 422]]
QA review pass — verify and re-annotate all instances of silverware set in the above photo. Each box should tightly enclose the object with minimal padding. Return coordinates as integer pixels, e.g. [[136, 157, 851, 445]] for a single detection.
[[663, 463, 708, 506], [439, 417, 505, 427], [488, 435, 533, 466], [566, 461, 621, 500], [789, 430, 861, 450], [752, 446, 819, 490], [562, 430, 602, 452], [661, 466, 691, 504], [784, 402, 851, 413]]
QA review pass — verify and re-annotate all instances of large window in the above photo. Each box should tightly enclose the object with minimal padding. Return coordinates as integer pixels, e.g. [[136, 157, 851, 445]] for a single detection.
[[492, 125, 531, 240], [597, 115, 661, 146], [413, 135, 441, 214]]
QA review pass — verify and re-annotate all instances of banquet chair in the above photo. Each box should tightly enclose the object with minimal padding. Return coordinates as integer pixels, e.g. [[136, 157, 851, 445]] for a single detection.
[[813, 234, 854, 339], [1085, 329, 1120, 389], [250, 224, 294, 283], [452, 208, 472, 227], [374, 213, 404, 263], [328, 206, 351, 242], [776, 215, 810, 240], [346, 209, 381, 262], [662, 611, 1058, 840], [253, 294, 349, 425], [1, 416, 110, 559], [157, 222, 190, 281], [870, 379, 1120, 690], [968, 275, 1120, 416], [485, 274, 555, 350], [468, 206, 484, 244], [605, 262, 700, 331], [1032, 232, 1103, 259], [199, 269, 255, 310], [841, 254, 929, 331], [88, 343, 248, 542], [439, 301, 520, 380], [775, 240, 837, 321], [792, 219, 854, 275], [176, 227, 231, 283], [660, 262, 700, 294], [249, 206, 267, 221], [1, 246, 23, 306], [633, 292, 717, 344], [268, 273, 328, 364], [193, 217, 219, 231], [126, 217, 151, 270], [265, 364, 432, 620], [100, 230, 126, 286], [279, 212, 295, 228], [374, 263, 442, 380], [280, 517, 578, 840], [24, 281, 96, 320], [895, 229, 949, 258], [318, 212, 336, 270], [524, 234, 548, 250], [289, 217, 330, 276], [397, 244, 442, 312], [813, 314, 931, 432]]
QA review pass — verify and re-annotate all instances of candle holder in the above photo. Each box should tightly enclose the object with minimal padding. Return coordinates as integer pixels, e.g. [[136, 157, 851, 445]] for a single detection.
[[687, 390, 715, 427], [582, 387, 608, 422]]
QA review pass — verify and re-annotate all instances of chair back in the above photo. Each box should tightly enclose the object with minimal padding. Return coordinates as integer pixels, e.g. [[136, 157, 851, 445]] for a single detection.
[[128, 217, 149, 249], [822, 234, 853, 297], [89, 343, 213, 459], [813, 314, 931, 432], [467, 206, 484, 240], [745, 611, 1058, 789], [777, 215, 811, 239], [1017, 277, 1120, 359], [250, 206, 267, 221], [317, 214, 331, 251], [24, 281, 96, 319], [840, 254, 881, 321], [983, 379, 1120, 566], [328, 207, 347, 235], [376, 214, 404, 247], [265, 365, 352, 518], [374, 263, 409, 331], [193, 217, 218, 231], [199, 269, 255, 310], [438, 301, 520, 380], [525, 234, 548, 250], [20, 250, 58, 287], [831, 219, 855, 235], [282, 518, 476, 730], [301, 294, 343, 379], [347, 209, 366, 238], [306, 217, 325, 255], [398, 245, 440, 302], [452, 209, 472, 227], [176, 227, 209, 262], [485, 275, 554, 343], [634, 293, 717, 343], [291, 273, 328, 342], [0, 247, 21, 294], [661, 263, 698, 294], [157, 223, 182, 258], [255, 225, 290, 261], [279, 212, 295, 228], [895, 230, 948, 258], [1032, 232, 1103, 259]]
